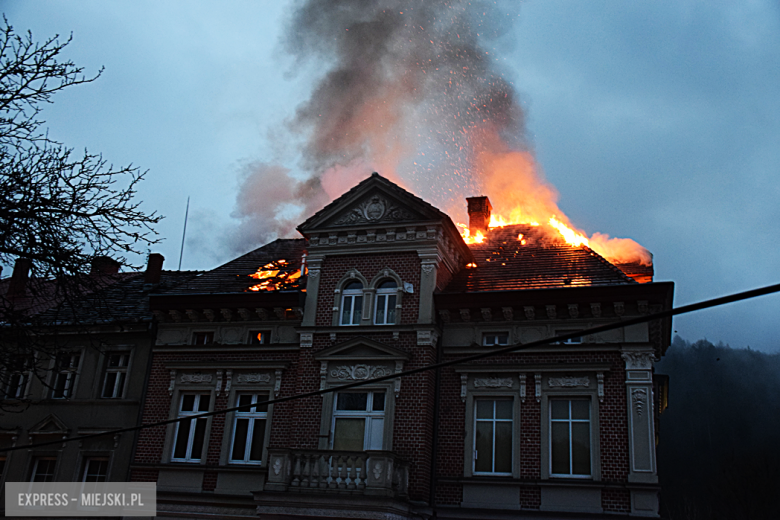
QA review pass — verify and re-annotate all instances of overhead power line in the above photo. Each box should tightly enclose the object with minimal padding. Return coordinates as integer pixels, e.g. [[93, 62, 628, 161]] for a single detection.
[[4, 281, 780, 454]]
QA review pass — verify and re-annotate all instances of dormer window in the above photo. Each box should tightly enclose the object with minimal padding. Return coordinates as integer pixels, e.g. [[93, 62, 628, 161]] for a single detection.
[[374, 280, 397, 325], [340, 282, 363, 326]]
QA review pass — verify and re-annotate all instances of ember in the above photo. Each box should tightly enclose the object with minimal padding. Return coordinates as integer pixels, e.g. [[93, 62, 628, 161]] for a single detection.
[[247, 259, 303, 292]]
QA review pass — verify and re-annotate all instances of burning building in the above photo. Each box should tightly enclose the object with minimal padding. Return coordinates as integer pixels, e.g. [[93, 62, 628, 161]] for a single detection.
[[132, 173, 673, 518]]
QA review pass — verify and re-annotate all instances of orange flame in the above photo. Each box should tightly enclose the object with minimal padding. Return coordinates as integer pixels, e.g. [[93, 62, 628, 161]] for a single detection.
[[247, 259, 303, 292], [450, 134, 652, 266]]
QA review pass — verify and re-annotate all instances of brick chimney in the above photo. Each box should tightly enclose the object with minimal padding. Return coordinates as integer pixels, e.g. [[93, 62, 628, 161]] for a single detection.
[[6, 258, 32, 298], [90, 256, 121, 275], [466, 196, 492, 234], [145, 253, 164, 285]]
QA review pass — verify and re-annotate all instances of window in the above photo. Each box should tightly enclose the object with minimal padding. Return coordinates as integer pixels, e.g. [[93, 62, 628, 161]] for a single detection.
[[249, 330, 270, 345], [340, 282, 363, 326], [550, 399, 591, 477], [230, 393, 268, 464], [101, 352, 129, 398], [331, 391, 385, 451], [473, 399, 512, 474], [82, 458, 109, 482], [192, 331, 214, 345], [483, 333, 509, 346], [555, 330, 583, 344], [4, 356, 30, 399], [172, 393, 210, 462], [52, 353, 80, 399], [30, 457, 57, 482], [374, 280, 397, 325]]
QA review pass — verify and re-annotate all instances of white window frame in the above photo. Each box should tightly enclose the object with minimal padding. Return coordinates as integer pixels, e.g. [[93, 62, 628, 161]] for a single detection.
[[482, 332, 509, 346], [171, 393, 210, 463], [192, 331, 214, 345], [52, 352, 81, 399], [549, 398, 592, 478], [340, 283, 364, 326], [374, 280, 398, 325], [101, 352, 130, 399], [30, 457, 57, 482], [330, 390, 386, 451], [229, 393, 268, 465], [473, 398, 513, 475], [81, 457, 109, 482], [4, 356, 31, 399]]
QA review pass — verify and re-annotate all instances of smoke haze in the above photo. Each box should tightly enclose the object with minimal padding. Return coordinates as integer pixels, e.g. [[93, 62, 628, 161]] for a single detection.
[[227, 0, 650, 265]]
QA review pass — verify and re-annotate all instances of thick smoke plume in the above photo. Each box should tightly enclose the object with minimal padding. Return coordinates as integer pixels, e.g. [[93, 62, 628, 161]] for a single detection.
[[228, 0, 650, 265]]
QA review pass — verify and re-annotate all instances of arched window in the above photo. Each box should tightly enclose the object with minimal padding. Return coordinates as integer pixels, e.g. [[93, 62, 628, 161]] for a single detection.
[[340, 281, 364, 325], [374, 280, 397, 325]]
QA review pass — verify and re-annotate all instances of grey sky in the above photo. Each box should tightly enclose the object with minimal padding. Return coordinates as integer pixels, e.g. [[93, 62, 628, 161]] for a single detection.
[[5, 1, 780, 351]]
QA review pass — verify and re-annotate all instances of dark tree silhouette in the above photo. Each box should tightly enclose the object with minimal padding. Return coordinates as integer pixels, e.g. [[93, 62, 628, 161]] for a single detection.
[[0, 17, 162, 404], [656, 337, 780, 520]]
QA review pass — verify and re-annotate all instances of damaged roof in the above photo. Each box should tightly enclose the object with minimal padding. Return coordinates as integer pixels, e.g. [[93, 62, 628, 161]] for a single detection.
[[162, 238, 306, 295], [442, 224, 635, 293]]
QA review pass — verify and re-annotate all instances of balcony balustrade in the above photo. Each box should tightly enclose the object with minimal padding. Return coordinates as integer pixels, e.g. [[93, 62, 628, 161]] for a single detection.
[[264, 449, 408, 498]]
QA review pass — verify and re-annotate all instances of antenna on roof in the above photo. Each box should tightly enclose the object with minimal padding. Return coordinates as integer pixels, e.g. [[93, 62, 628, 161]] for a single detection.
[[178, 196, 190, 270]]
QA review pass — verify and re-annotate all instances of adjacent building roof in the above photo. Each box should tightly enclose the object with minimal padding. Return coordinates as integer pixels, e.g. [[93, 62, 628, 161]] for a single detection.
[[162, 239, 306, 295], [442, 224, 635, 293]]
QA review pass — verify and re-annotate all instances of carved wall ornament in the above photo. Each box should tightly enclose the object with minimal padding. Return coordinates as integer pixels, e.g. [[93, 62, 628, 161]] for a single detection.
[[300, 333, 313, 348], [597, 372, 605, 403], [225, 369, 233, 394], [622, 351, 656, 370], [459, 309, 470, 322], [481, 308, 492, 321], [568, 304, 579, 319], [274, 368, 283, 397], [519, 373, 527, 403], [461, 374, 468, 403], [333, 196, 414, 226], [255, 308, 268, 320], [637, 300, 649, 314], [168, 369, 176, 396], [590, 302, 601, 318], [168, 310, 183, 323], [548, 376, 590, 388], [330, 365, 389, 381], [474, 376, 513, 389], [632, 388, 648, 417], [394, 361, 403, 399], [236, 373, 272, 384], [535, 373, 542, 402], [502, 307, 513, 321], [216, 370, 223, 396], [203, 309, 215, 322], [185, 309, 199, 322], [373, 462, 383, 481], [421, 263, 435, 275], [273, 458, 282, 476], [320, 361, 328, 391], [308, 268, 320, 278], [546, 305, 557, 319], [614, 301, 625, 316], [237, 308, 251, 321], [180, 373, 212, 384], [439, 310, 451, 323], [220, 308, 233, 322], [524, 306, 535, 320]]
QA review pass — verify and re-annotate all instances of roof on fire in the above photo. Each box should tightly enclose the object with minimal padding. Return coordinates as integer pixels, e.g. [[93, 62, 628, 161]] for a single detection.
[[441, 224, 635, 293]]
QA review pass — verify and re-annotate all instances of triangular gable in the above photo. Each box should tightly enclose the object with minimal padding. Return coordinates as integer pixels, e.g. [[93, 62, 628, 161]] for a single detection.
[[298, 173, 450, 233], [29, 414, 69, 435], [314, 336, 411, 361]]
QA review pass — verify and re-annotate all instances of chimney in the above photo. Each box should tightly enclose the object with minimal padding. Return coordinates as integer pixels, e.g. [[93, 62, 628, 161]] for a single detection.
[[145, 253, 165, 285], [466, 196, 492, 234], [90, 256, 121, 275], [7, 258, 32, 298]]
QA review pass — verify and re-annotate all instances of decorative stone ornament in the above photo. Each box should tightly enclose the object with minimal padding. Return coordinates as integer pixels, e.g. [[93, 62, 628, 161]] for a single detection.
[[330, 365, 390, 381], [548, 376, 590, 388], [474, 376, 513, 389]]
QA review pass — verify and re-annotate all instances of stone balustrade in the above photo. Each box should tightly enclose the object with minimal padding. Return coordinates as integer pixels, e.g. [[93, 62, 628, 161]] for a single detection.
[[265, 449, 408, 498]]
